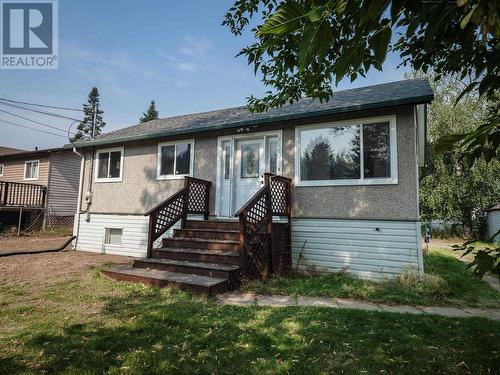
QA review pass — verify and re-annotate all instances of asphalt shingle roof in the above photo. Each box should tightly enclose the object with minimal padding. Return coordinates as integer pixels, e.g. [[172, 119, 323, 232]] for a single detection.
[[72, 78, 433, 148]]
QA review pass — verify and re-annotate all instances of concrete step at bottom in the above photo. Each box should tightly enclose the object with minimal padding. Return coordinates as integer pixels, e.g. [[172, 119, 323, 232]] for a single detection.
[[102, 264, 228, 295]]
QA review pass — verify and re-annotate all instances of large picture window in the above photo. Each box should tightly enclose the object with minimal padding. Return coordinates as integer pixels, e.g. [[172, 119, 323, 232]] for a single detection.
[[296, 116, 397, 186], [96, 147, 123, 182], [157, 140, 194, 179]]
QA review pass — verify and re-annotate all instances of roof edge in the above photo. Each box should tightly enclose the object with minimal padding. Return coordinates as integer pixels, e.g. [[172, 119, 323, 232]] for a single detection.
[[69, 93, 433, 149]]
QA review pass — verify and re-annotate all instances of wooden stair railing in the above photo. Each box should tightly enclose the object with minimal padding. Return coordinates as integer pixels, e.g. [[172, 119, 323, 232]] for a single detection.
[[145, 177, 211, 258], [0, 181, 47, 208], [235, 173, 292, 278]]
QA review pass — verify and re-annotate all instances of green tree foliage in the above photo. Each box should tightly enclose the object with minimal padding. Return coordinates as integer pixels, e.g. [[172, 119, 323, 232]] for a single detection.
[[223, 0, 499, 160], [71, 87, 105, 142], [140, 100, 160, 123], [419, 76, 500, 238]]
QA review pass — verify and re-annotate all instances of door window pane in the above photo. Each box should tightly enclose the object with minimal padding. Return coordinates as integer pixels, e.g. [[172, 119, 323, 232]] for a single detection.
[[241, 143, 260, 178], [363, 122, 391, 178], [175, 143, 191, 175], [300, 125, 360, 181], [268, 137, 278, 174], [109, 151, 122, 178], [223, 142, 231, 179], [98, 152, 109, 178], [160, 145, 175, 175]]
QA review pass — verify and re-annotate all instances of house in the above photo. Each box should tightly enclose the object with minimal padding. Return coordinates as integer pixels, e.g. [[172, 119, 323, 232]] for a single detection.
[[70, 78, 433, 294], [0, 147, 81, 230]]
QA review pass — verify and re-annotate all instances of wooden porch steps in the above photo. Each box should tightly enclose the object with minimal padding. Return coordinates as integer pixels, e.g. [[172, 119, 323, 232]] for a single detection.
[[103, 219, 242, 295], [102, 264, 228, 295]]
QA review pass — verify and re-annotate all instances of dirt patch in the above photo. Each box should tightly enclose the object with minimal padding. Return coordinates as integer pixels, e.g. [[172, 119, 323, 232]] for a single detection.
[[0, 250, 131, 291]]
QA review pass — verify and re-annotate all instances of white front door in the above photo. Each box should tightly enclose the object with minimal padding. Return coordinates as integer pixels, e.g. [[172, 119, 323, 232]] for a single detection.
[[217, 131, 282, 218], [234, 138, 265, 211]]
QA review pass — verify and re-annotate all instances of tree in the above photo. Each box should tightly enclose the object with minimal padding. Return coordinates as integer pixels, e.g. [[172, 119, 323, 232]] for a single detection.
[[140, 100, 160, 123], [419, 75, 500, 238], [71, 87, 105, 142], [223, 0, 499, 161]]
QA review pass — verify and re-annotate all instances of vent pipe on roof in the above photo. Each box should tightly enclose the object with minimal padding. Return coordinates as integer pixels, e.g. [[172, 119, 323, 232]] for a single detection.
[[35, 147, 38, 151]]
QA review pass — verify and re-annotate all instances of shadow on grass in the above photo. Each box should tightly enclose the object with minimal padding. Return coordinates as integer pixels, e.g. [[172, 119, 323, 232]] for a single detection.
[[1, 281, 500, 374]]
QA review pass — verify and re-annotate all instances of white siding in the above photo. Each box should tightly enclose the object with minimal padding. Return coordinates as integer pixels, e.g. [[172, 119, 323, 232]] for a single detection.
[[488, 210, 500, 243], [76, 214, 149, 257], [292, 218, 422, 280]]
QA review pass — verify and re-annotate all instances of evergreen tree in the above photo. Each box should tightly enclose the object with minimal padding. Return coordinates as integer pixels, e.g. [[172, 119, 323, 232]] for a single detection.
[[140, 100, 159, 123], [71, 87, 105, 142]]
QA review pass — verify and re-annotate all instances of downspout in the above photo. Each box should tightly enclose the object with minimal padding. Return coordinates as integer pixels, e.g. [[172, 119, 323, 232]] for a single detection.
[[72, 147, 85, 249]]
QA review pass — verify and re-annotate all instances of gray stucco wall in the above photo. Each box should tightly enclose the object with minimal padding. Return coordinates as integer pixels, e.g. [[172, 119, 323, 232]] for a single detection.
[[283, 106, 418, 220], [80, 105, 418, 220], [81, 135, 217, 215]]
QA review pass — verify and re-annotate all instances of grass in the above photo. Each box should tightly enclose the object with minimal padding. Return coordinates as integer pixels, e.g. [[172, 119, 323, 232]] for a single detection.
[[0, 268, 499, 374], [241, 246, 500, 308]]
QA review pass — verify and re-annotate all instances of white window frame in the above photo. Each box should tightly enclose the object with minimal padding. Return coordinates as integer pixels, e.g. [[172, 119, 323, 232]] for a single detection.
[[23, 160, 40, 181], [103, 227, 123, 247], [95, 147, 124, 183], [295, 115, 398, 186], [0, 163, 4, 176], [157, 139, 195, 180]]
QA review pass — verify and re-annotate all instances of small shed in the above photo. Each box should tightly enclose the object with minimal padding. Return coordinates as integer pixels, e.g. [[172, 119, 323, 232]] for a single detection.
[[487, 203, 500, 243]]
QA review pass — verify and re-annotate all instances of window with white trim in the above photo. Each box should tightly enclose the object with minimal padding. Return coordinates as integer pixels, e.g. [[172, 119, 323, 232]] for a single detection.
[[157, 140, 194, 179], [296, 116, 397, 186], [104, 228, 123, 246], [0, 163, 4, 176], [24, 160, 39, 180], [96, 147, 123, 182]]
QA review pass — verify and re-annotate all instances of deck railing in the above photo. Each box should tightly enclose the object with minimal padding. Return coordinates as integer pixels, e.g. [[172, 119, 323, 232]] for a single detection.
[[144, 176, 211, 258], [0, 181, 47, 208], [235, 173, 292, 278]]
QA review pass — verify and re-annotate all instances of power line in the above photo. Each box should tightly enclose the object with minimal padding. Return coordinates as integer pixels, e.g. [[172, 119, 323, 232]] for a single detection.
[[0, 97, 83, 112], [0, 100, 82, 122], [0, 119, 68, 139], [0, 108, 77, 135]]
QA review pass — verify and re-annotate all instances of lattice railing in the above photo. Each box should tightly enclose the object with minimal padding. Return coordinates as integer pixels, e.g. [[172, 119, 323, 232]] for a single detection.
[[145, 176, 211, 257], [236, 173, 292, 278]]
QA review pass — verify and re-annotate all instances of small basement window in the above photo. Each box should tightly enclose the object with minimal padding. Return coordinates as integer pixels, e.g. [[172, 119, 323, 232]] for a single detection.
[[104, 228, 123, 246], [157, 140, 194, 179], [96, 147, 123, 182]]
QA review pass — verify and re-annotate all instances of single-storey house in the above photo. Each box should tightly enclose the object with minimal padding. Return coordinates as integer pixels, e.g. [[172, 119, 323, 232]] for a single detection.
[[70, 78, 433, 294], [0, 147, 81, 229]]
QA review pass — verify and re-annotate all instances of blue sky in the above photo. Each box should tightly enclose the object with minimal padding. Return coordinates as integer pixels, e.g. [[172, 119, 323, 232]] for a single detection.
[[0, 0, 409, 150]]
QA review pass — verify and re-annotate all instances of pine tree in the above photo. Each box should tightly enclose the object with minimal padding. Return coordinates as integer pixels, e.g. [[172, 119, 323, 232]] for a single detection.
[[71, 87, 105, 142], [139, 100, 159, 123]]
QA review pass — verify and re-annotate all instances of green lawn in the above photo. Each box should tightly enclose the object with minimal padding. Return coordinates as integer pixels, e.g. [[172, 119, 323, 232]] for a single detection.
[[242, 247, 500, 308], [1, 267, 499, 374]]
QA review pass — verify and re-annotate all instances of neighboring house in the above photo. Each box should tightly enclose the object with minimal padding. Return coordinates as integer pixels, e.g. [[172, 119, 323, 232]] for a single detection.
[[0, 146, 25, 155], [0, 147, 81, 229], [487, 204, 500, 243], [71, 79, 433, 293]]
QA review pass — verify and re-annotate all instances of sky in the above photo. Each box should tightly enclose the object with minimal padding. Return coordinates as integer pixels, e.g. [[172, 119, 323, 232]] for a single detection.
[[0, 0, 409, 150]]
